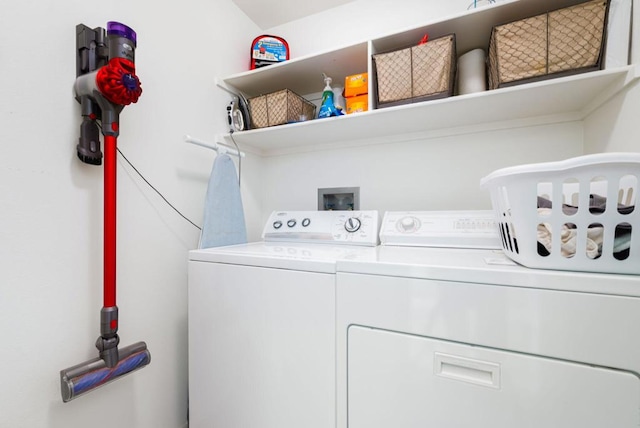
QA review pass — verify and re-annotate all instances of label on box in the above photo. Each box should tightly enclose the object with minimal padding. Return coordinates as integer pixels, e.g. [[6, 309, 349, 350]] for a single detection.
[[345, 73, 368, 97], [252, 37, 288, 62], [346, 94, 368, 114]]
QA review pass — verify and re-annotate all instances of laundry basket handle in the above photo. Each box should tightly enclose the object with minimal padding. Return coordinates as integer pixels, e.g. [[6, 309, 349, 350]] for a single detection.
[[480, 152, 640, 188]]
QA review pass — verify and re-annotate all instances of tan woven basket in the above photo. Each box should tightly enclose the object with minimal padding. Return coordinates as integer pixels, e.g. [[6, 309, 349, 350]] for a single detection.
[[248, 89, 316, 128], [488, 0, 609, 89], [373, 34, 456, 107]]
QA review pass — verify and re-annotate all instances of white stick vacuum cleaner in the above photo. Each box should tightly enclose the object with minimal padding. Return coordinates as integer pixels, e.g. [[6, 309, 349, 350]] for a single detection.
[[60, 21, 150, 402]]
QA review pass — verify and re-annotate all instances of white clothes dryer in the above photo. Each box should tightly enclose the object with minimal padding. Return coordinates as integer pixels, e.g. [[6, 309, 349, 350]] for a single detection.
[[188, 210, 378, 428], [336, 211, 640, 428]]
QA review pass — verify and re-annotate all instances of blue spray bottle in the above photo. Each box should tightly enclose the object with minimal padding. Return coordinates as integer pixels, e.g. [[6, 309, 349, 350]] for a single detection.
[[318, 73, 344, 118]]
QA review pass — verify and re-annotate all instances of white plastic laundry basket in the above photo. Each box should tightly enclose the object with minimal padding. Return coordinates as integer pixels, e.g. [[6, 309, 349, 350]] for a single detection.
[[480, 153, 640, 274]]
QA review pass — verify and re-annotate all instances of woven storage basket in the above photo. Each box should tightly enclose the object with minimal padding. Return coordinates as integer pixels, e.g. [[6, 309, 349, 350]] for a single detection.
[[373, 34, 456, 108], [480, 153, 640, 275], [488, 0, 609, 89], [248, 89, 316, 128]]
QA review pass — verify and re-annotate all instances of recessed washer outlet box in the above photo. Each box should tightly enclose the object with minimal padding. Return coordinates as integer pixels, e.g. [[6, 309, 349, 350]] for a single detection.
[[318, 187, 360, 211]]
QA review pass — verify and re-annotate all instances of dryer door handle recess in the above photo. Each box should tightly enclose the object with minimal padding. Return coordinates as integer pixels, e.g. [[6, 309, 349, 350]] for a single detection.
[[434, 352, 501, 389]]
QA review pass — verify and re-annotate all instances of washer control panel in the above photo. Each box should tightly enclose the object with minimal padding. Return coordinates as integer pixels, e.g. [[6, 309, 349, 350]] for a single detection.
[[380, 210, 501, 249], [263, 210, 379, 246]]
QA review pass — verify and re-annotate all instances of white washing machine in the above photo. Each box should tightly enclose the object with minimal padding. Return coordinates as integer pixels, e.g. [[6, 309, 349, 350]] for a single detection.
[[188, 210, 379, 428], [336, 211, 640, 428]]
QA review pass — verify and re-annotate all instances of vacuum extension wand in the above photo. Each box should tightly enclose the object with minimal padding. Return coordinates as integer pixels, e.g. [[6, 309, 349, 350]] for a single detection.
[[61, 21, 149, 403]]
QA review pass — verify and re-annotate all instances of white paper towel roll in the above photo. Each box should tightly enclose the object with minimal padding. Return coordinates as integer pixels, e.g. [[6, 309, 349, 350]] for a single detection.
[[458, 48, 487, 95]]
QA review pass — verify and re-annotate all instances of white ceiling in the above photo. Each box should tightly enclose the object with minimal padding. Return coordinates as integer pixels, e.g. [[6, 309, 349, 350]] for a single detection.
[[232, 0, 357, 29]]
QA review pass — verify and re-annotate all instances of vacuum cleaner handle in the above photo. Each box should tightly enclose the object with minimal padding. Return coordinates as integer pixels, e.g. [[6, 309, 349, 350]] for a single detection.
[[74, 22, 142, 162], [75, 24, 108, 165]]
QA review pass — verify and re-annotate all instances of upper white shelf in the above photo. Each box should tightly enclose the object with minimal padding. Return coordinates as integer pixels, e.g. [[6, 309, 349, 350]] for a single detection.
[[219, 0, 637, 156], [223, 0, 602, 97]]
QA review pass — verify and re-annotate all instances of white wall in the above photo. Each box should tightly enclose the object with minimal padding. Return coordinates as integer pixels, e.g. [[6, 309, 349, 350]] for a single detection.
[[0, 1, 259, 427], [584, 0, 640, 154], [262, 123, 584, 214], [583, 82, 640, 153], [267, 0, 476, 57]]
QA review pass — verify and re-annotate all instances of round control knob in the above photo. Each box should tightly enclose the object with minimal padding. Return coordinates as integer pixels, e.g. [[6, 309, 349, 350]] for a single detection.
[[344, 217, 362, 233], [398, 216, 418, 232], [273, 220, 283, 229], [302, 218, 311, 227], [287, 219, 297, 228]]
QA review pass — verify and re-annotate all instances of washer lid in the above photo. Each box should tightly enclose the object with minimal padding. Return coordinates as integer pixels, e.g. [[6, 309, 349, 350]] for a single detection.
[[189, 241, 378, 273], [337, 246, 640, 297]]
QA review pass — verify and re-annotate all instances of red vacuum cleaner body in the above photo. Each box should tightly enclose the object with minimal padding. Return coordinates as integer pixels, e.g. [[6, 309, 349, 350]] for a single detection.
[[61, 21, 150, 403]]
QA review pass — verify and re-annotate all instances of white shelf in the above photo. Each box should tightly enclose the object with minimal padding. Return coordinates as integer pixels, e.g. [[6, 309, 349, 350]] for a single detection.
[[219, 0, 637, 156], [226, 65, 637, 155]]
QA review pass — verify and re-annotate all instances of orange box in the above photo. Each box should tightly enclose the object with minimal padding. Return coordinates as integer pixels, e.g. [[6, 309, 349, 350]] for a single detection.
[[346, 94, 368, 114], [344, 73, 369, 98]]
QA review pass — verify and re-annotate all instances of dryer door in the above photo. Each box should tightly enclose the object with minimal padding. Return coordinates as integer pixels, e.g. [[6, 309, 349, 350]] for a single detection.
[[348, 326, 640, 428]]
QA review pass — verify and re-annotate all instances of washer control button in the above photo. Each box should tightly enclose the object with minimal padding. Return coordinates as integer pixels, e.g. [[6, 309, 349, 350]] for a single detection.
[[287, 219, 297, 228], [344, 217, 362, 233], [273, 221, 283, 229], [302, 218, 311, 227], [397, 216, 420, 233]]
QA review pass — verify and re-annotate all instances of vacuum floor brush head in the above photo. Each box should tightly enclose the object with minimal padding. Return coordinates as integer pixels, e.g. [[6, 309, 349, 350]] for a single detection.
[[60, 341, 150, 402]]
